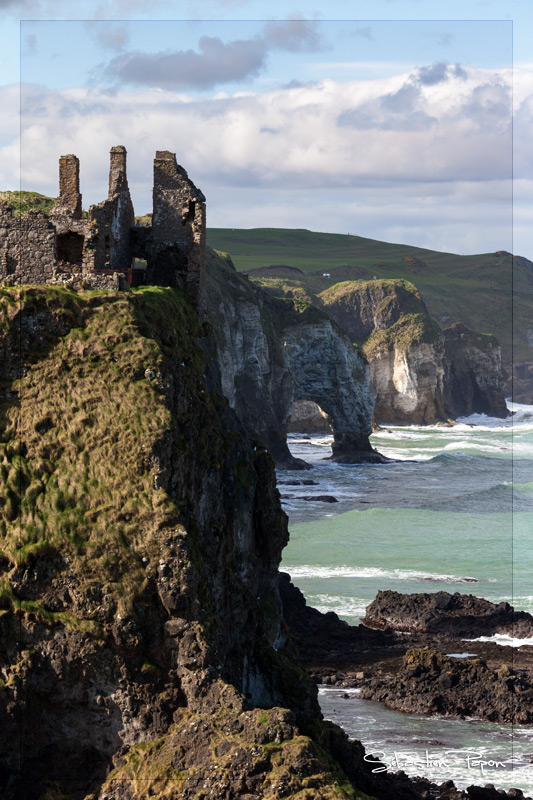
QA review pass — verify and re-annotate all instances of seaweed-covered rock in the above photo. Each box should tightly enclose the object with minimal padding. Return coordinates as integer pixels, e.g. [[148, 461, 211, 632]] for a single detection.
[[361, 648, 533, 724]]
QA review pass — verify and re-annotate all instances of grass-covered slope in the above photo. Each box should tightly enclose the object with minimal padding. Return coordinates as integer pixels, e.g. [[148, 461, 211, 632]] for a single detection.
[[0, 285, 211, 623], [206, 227, 532, 367]]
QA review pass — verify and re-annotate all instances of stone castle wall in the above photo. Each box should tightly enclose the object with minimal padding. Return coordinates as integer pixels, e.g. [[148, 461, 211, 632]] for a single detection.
[[150, 150, 206, 309], [0, 204, 56, 284], [0, 146, 206, 308]]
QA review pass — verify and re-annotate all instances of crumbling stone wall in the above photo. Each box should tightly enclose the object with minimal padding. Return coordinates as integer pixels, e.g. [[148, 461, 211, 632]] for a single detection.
[[0, 203, 56, 284], [51, 145, 135, 275], [149, 151, 206, 310], [0, 146, 206, 307]]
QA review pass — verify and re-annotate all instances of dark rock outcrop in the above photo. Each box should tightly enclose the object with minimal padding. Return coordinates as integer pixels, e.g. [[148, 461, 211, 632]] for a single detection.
[[279, 573, 396, 673], [363, 590, 533, 639], [442, 323, 509, 418], [512, 361, 533, 404], [361, 648, 533, 724]]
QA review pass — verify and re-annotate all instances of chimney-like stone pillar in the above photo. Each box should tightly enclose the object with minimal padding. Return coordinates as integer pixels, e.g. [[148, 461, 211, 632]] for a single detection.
[[109, 145, 128, 197], [55, 154, 82, 219]]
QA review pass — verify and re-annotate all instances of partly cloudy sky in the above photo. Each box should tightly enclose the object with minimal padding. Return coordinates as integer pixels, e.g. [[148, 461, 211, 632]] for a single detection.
[[2, 0, 533, 257]]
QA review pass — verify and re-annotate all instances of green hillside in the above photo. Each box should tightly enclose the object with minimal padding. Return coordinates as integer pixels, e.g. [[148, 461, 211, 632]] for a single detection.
[[206, 227, 533, 367], [0, 190, 57, 216]]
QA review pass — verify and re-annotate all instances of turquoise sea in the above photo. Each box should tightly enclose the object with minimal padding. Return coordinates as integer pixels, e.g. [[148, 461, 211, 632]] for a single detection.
[[279, 401, 533, 793]]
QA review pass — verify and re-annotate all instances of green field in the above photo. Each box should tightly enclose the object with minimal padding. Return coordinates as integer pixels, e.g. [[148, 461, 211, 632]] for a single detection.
[[206, 227, 533, 367]]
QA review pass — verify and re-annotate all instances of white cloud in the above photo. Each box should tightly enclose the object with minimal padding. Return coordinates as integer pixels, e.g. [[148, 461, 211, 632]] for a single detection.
[[5, 64, 531, 255], [100, 19, 325, 90]]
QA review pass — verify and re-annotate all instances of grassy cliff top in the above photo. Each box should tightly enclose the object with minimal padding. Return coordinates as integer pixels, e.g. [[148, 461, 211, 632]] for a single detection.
[[320, 278, 422, 305], [317, 278, 441, 354], [0, 284, 213, 626], [363, 313, 441, 358]]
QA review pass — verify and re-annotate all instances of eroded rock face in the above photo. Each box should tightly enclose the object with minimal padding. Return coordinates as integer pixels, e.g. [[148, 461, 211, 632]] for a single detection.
[[369, 340, 447, 424], [206, 251, 379, 466], [320, 279, 508, 424], [279, 313, 381, 463], [206, 251, 300, 468]]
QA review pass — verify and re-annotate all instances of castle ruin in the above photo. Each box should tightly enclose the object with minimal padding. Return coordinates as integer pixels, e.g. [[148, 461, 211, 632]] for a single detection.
[[0, 146, 206, 309]]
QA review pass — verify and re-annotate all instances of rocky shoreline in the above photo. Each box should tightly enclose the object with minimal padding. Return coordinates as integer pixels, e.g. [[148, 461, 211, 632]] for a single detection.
[[281, 576, 533, 726]]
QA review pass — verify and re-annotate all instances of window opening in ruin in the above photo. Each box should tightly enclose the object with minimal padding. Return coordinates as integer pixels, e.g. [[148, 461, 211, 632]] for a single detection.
[[56, 232, 84, 266], [151, 245, 188, 287], [5, 254, 17, 274], [104, 235, 111, 267]]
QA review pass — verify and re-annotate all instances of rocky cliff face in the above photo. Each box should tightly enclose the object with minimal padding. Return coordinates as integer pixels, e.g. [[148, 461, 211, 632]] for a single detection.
[[442, 323, 508, 418], [277, 305, 378, 462], [206, 250, 380, 464], [368, 340, 447, 425], [0, 285, 372, 799], [321, 280, 508, 424]]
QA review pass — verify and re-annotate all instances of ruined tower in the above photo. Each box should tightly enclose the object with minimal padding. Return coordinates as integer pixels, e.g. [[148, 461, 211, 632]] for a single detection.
[[150, 150, 206, 310], [0, 146, 206, 299], [50, 154, 86, 268], [55, 154, 82, 219], [103, 145, 135, 272], [109, 145, 128, 195]]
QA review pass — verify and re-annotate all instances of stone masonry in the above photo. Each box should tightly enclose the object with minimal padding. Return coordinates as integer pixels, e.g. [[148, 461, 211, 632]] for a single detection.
[[0, 146, 206, 309], [150, 151, 206, 308]]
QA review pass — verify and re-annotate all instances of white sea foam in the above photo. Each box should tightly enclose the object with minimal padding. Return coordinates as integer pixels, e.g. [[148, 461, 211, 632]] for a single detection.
[[284, 564, 481, 583], [491, 595, 533, 612], [309, 594, 368, 617], [464, 634, 533, 648], [318, 686, 361, 696], [442, 440, 508, 452]]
